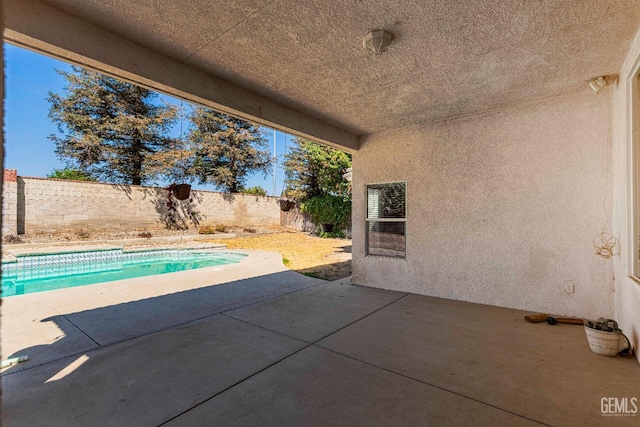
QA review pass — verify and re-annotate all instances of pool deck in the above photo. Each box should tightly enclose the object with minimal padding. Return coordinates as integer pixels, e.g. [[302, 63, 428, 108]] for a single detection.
[[1, 249, 321, 366], [2, 250, 640, 426]]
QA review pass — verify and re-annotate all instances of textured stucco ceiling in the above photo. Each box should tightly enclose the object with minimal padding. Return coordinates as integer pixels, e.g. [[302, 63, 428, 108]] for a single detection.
[[40, 0, 640, 136]]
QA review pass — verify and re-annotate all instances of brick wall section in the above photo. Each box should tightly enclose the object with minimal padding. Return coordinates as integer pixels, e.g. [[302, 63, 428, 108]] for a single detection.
[[4, 169, 17, 182], [2, 176, 282, 234]]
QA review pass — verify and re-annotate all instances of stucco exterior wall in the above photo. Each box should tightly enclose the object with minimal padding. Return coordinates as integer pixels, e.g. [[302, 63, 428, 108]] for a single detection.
[[352, 89, 615, 319], [612, 28, 640, 364], [2, 177, 281, 234]]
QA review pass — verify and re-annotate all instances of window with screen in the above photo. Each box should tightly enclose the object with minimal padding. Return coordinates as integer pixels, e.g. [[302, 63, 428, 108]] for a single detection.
[[366, 182, 406, 258]]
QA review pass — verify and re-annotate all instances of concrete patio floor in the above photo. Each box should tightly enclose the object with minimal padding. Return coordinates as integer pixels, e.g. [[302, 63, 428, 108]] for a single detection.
[[2, 250, 639, 426]]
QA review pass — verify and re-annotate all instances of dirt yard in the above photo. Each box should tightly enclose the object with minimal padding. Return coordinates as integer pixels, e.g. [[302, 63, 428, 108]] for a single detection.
[[206, 231, 351, 281]]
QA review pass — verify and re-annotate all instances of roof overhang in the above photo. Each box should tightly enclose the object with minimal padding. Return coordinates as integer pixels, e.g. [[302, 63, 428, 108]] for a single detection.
[[4, 0, 640, 151]]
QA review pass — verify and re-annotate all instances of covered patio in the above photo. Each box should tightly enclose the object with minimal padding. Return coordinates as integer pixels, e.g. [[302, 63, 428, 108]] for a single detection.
[[2, 262, 638, 426]]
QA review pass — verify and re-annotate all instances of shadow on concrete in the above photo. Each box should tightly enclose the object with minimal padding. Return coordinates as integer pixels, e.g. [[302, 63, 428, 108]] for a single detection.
[[1, 269, 322, 379], [295, 245, 352, 281], [0, 268, 331, 426], [297, 260, 351, 281], [4, 274, 640, 427]]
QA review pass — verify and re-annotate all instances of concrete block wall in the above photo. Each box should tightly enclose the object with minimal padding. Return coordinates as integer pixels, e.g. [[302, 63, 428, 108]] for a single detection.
[[280, 208, 315, 233], [2, 176, 282, 234]]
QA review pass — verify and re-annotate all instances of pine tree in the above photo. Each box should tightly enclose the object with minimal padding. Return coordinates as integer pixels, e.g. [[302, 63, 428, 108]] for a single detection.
[[48, 66, 181, 185], [188, 107, 271, 193]]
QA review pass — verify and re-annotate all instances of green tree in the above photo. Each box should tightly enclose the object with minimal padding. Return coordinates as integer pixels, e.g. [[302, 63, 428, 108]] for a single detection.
[[47, 168, 96, 181], [283, 138, 352, 202], [241, 186, 268, 196], [48, 66, 182, 185], [283, 138, 352, 236], [187, 107, 271, 193]]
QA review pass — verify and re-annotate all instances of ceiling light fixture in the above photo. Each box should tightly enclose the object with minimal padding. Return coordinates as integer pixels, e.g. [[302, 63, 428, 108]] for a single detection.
[[589, 76, 607, 93], [363, 30, 393, 55]]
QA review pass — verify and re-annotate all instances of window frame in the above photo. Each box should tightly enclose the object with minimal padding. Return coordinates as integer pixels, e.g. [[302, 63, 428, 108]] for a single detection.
[[365, 181, 407, 259], [630, 59, 640, 282]]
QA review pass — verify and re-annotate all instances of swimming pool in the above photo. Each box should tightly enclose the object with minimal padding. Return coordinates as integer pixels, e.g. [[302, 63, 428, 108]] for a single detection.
[[1, 249, 246, 297]]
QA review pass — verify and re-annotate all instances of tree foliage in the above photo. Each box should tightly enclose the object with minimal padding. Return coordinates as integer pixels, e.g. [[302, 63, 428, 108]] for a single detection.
[[47, 168, 96, 181], [187, 107, 271, 193], [283, 138, 352, 234], [283, 138, 351, 202], [48, 66, 182, 185], [241, 186, 268, 196], [300, 194, 351, 230]]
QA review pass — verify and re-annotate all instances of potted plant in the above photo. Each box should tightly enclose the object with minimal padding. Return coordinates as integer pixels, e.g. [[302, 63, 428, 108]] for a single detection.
[[584, 318, 633, 357], [169, 183, 191, 201]]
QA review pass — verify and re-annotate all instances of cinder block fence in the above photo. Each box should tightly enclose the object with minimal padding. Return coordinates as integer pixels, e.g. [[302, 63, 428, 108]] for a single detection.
[[1, 169, 284, 235]]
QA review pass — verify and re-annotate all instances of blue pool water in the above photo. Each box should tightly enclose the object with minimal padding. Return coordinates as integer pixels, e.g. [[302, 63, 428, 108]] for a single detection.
[[1, 249, 246, 297]]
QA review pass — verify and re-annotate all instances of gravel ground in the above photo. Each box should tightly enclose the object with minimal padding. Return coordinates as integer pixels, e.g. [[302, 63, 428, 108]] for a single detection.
[[4, 225, 287, 245]]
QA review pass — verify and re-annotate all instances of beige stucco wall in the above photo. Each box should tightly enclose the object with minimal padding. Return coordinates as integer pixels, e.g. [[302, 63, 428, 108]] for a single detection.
[[612, 28, 640, 364], [353, 89, 616, 319], [3, 177, 281, 234]]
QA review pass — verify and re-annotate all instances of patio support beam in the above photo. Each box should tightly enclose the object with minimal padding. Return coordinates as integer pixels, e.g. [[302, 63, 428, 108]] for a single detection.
[[2, 0, 359, 152]]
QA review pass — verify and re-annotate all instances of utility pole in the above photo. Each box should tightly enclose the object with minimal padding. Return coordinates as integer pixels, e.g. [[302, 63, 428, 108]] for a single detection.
[[273, 129, 277, 196]]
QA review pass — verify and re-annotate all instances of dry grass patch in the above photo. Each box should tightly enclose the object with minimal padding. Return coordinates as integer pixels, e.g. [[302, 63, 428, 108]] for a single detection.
[[206, 231, 351, 281]]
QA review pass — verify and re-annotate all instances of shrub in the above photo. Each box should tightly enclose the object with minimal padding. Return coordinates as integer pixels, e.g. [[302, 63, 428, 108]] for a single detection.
[[301, 195, 351, 230], [317, 230, 346, 239], [243, 227, 257, 233], [215, 224, 228, 233], [242, 186, 268, 196], [3, 234, 22, 244], [76, 230, 90, 239], [47, 168, 96, 181], [137, 231, 152, 239], [198, 225, 217, 235]]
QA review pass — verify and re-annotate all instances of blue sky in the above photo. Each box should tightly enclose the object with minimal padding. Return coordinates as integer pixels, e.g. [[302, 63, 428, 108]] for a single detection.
[[3, 43, 291, 195]]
